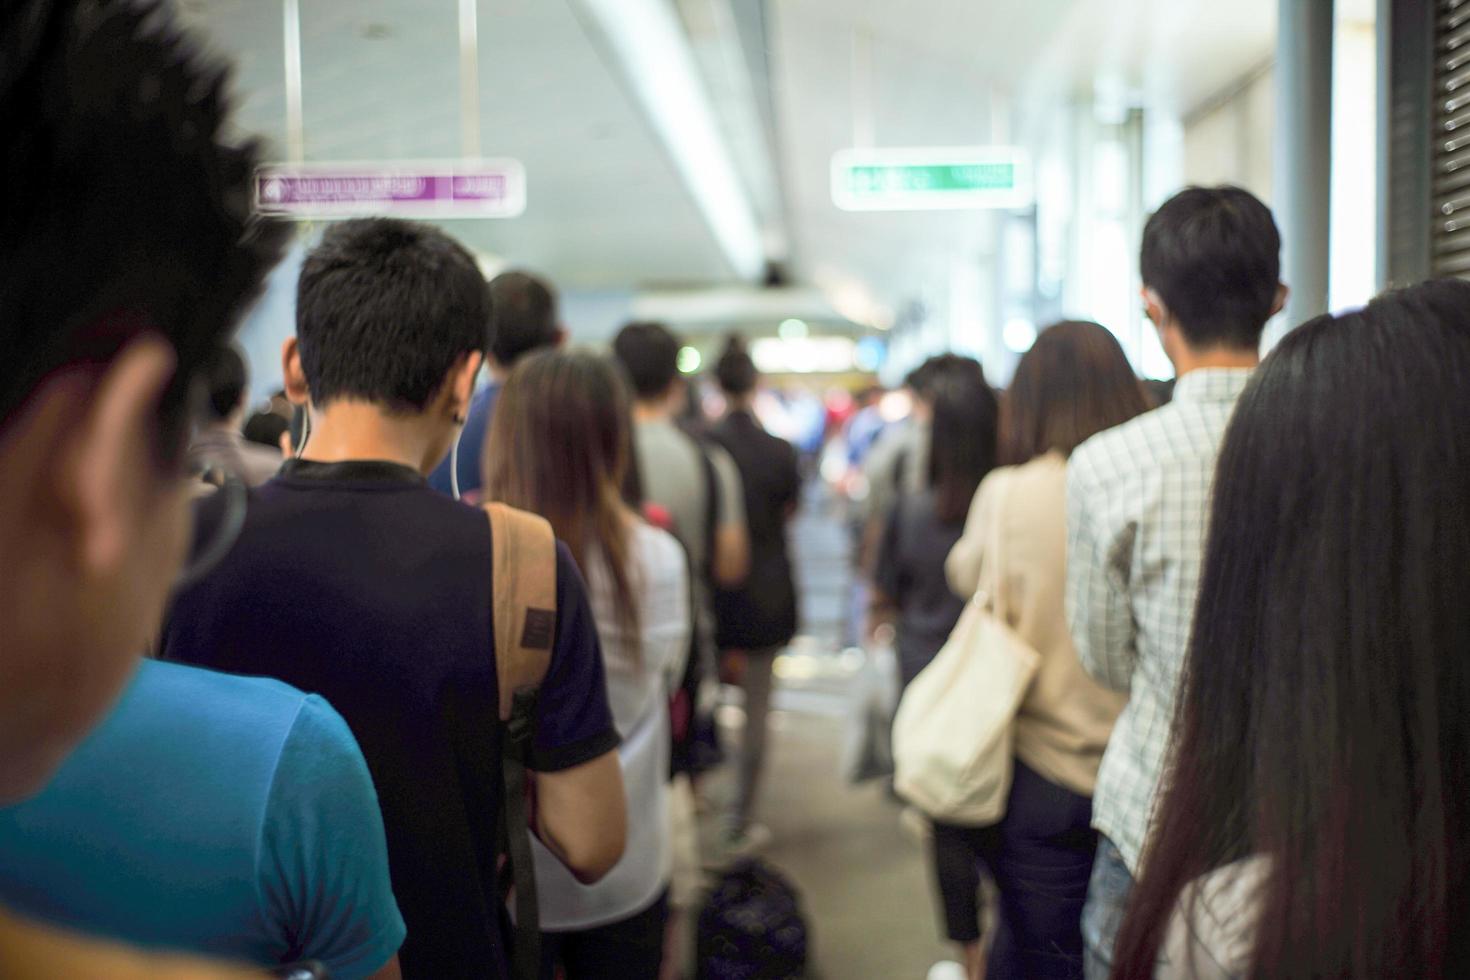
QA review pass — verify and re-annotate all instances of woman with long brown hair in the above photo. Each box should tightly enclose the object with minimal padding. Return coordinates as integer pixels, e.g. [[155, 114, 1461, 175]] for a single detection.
[[935, 321, 1148, 980], [485, 349, 691, 979]]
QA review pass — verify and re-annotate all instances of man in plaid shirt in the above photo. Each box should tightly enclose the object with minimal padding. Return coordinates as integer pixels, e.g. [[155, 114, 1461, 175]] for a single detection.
[[1065, 186, 1287, 979]]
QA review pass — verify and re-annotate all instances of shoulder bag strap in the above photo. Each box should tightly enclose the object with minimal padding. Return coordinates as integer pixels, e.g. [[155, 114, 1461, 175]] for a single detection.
[[981, 469, 1012, 619], [484, 502, 557, 980]]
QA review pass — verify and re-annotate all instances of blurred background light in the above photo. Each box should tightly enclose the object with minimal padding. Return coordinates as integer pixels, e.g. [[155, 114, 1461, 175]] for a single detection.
[[854, 336, 886, 372], [779, 317, 810, 340], [677, 346, 703, 374], [1002, 317, 1038, 352], [751, 337, 856, 374]]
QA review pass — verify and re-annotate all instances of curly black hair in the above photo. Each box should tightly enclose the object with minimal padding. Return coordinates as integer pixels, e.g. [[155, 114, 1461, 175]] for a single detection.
[[0, 0, 289, 461]]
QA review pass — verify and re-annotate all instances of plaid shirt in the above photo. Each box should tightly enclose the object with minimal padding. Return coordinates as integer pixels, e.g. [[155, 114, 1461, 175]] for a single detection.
[[1066, 368, 1254, 874]]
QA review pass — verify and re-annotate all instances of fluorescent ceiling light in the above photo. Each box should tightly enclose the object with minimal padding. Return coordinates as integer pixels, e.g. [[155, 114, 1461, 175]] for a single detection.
[[573, 0, 765, 282], [751, 337, 856, 374], [632, 287, 848, 327]]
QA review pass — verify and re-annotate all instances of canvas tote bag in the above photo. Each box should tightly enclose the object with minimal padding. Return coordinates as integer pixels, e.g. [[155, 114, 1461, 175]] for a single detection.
[[892, 470, 1041, 826]]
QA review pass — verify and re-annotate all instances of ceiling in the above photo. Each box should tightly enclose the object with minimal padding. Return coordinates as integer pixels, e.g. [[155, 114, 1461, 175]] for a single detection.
[[184, 0, 730, 288], [1015, 0, 1278, 125], [180, 0, 1281, 312], [766, 0, 1077, 324]]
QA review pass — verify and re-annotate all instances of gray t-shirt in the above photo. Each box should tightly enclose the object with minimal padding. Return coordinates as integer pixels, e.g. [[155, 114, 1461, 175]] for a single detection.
[[632, 418, 745, 573], [862, 418, 929, 525]]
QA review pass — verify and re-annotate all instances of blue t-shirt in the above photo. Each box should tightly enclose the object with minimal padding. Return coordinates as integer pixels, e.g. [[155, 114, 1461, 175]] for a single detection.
[[0, 659, 404, 978], [428, 381, 500, 497]]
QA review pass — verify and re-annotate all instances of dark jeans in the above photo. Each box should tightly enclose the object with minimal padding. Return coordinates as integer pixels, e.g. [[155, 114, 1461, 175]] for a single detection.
[[540, 890, 669, 980], [930, 759, 1097, 980]]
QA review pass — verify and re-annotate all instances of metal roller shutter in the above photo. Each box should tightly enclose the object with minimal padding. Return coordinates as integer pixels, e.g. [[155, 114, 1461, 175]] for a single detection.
[[1436, 0, 1470, 276]]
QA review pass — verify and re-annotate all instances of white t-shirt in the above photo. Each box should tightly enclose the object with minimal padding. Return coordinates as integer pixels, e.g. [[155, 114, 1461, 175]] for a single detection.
[[532, 521, 692, 930], [1157, 857, 1268, 980]]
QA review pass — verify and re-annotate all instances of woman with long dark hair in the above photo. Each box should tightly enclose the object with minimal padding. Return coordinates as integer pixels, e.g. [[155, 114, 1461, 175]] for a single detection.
[[871, 357, 999, 690], [1112, 280, 1470, 979], [934, 321, 1149, 980], [485, 350, 691, 979]]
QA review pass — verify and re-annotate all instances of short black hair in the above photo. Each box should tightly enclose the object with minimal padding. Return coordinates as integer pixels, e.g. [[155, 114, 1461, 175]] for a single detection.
[[612, 321, 682, 400], [715, 338, 758, 396], [1141, 185, 1281, 351], [242, 410, 289, 449], [489, 271, 559, 367], [910, 353, 984, 402], [0, 0, 288, 462], [205, 346, 248, 421], [296, 218, 491, 412]]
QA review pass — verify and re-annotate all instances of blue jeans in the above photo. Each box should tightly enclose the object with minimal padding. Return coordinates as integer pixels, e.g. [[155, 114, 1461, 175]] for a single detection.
[[1081, 835, 1134, 980], [930, 760, 1099, 979]]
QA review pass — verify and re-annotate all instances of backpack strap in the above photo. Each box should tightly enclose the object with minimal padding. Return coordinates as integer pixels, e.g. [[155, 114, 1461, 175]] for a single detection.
[[697, 441, 721, 585], [484, 502, 557, 980], [486, 502, 558, 722]]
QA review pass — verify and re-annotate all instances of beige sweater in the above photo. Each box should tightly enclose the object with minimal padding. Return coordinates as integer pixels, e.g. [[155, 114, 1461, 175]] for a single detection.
[[945, 453, 1125, 797]]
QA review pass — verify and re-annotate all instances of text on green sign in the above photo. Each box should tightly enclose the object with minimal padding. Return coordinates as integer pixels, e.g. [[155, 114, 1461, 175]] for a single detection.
[[845, 162, 1016, 194]]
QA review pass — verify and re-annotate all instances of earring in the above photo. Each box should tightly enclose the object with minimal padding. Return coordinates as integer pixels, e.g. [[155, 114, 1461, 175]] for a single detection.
[[454, 413, 467, 425]]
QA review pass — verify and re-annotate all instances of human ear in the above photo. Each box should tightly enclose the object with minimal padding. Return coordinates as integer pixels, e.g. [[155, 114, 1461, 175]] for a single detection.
[[281, 338, 309, 405], [449, 351, 485, 421], [62, 335, 178, 576], [1141, 286, 1167, 329], [1269, 283, 1289, 319]]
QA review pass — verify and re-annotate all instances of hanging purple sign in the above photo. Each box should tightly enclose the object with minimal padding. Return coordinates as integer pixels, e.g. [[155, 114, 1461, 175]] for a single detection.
[[255, 159, 526, 219]]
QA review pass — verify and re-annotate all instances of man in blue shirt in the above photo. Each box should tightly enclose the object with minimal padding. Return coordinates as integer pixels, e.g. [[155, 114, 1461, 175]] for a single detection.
[[0, 1, 352, 975], [164, 220, 625, 979], [428, 270, 564, 500], [0, 659, 404, 978]]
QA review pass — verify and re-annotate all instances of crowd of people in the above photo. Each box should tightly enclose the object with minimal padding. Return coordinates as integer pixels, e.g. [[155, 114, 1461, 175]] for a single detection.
[[0, 5, 793, 978], [4, 3, 1470, 980]]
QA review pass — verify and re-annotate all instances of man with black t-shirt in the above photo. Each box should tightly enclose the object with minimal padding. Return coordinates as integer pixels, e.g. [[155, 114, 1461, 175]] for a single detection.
[[163, 219, 626, 979], [708, 342, 801, 853]]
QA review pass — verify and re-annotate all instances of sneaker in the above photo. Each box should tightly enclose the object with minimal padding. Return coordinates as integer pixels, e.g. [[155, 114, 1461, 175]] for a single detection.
[[723, 822, 773, 858], [926, 962, 968, 980]]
